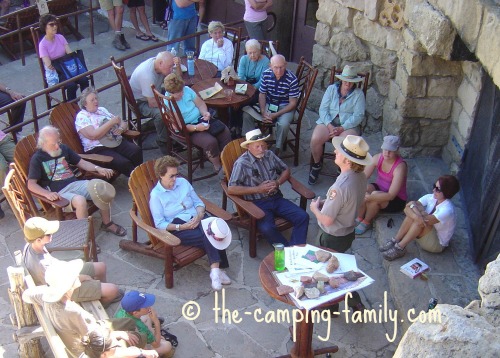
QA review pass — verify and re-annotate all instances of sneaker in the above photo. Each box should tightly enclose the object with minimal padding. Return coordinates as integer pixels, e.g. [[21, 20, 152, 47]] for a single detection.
[[354, 221, 372, 235], [120, 33, 131, 49], [219, 270, 231, 285], [383, 244, 406, 261], [112, 35, 126, 51], [308, 163, 322, 185], [379, 238, 397, 252], [210, 269, 222, 290]]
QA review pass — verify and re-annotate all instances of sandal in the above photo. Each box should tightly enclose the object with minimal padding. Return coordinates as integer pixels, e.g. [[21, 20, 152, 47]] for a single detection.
[[101, 221, 127, 237], [160, 328, 178, 347], [136, 33, 150, 41], [160, 21, 168, 30], [148, 35, 159, 42]]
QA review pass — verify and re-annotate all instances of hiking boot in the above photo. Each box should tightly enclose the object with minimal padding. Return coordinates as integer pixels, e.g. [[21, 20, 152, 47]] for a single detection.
[[383, 244, 406, 261], [112, 35, 126, 51], [379, 238, 397, 252], [120, 33, 131, 49], [308, 163, 322, 185]]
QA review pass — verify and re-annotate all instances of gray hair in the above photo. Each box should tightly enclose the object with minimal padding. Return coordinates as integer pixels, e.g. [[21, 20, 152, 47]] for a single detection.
[[245, 39, 261, 52], [208, 21, 224, 34], [37, 125, 60, 149], [79, 87, 98, 109]]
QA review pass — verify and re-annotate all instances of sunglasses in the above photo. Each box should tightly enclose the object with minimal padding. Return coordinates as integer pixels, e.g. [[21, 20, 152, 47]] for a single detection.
[[433, 184, 442, 193], [206, 222, 225, 242], [47, 22, 58, 27]]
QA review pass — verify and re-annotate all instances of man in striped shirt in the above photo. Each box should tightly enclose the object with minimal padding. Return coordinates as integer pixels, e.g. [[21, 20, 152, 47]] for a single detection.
[[242, 55, 299, 156]]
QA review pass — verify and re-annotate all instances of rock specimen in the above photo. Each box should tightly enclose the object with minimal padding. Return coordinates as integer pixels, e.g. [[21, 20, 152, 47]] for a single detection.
[[315, 250, 332, 262], [326, 255, 340, 273]]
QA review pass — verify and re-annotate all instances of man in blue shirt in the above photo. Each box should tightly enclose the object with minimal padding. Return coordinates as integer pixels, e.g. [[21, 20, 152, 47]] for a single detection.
[[242, 55, 300, 156]]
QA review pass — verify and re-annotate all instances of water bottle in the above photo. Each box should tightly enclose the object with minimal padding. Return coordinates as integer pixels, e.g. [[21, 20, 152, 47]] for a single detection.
[[274, 244, 285, 272], [186, 51, 195, 76], [170, 48, 177, 73], [427, 298, 438, 311]]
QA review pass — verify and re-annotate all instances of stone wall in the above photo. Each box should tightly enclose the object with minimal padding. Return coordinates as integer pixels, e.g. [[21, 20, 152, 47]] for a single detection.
[[311, 0, 499, 166]]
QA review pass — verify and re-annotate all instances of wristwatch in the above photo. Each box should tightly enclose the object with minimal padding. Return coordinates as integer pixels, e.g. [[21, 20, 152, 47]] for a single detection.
[[410, 203, 415, 209], [175, 224, 180, 231]]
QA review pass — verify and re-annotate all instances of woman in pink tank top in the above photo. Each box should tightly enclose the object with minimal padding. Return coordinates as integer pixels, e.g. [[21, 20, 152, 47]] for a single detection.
[[355, 135, 408, 235]]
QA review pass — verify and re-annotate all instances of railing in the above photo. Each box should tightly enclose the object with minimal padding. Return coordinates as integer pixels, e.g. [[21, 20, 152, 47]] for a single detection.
[[0, 22, 245, 141], [0, 0, 96, 65]]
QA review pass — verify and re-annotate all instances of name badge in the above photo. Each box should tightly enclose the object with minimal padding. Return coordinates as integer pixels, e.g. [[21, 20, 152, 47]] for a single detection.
[[268, 104, 279, 113]]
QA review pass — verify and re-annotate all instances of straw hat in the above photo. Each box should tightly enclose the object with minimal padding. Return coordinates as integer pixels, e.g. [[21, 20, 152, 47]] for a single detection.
[[24, 217, 60, 243], [42, 259, 83, 303], [87, 179, 116, 210], [241, 129, 270, 149], [332, 135, 373, 166], [335, 65, 364, 83], [201, 217, 232, 250]]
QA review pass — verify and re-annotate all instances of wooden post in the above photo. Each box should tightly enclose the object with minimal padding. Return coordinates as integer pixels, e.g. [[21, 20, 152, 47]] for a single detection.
[[7, 250, 43, 358]]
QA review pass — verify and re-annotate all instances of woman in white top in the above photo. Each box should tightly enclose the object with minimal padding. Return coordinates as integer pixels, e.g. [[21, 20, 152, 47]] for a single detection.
[[199, 21, 234, 72], [380, 175, 460, 261]]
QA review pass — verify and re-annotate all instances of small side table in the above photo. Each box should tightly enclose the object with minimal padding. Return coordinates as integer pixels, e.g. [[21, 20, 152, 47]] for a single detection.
[[259, 248, 342, 358]]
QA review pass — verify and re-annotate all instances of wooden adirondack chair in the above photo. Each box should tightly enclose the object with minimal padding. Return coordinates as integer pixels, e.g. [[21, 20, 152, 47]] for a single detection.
[[220, 138, 315, 257], [123, 159, 232, 288]]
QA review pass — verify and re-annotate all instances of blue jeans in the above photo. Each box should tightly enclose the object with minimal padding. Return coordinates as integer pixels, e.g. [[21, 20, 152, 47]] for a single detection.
[[167, 16, 197, 54], [253, 194, 309, 246]]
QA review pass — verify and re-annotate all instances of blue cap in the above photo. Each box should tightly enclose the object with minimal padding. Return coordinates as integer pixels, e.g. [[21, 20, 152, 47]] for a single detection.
[[120, 290, 156, 312]]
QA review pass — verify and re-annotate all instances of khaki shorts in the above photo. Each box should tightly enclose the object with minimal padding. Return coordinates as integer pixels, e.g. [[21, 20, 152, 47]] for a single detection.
[[71, 262, 102, 301], [99, 0, 123, 11], [417, 227, 444, 253]]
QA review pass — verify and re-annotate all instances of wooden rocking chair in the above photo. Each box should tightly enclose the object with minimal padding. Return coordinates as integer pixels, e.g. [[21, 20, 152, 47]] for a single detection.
[[123, 159, 232, 288], [220, 138, 315, 257]]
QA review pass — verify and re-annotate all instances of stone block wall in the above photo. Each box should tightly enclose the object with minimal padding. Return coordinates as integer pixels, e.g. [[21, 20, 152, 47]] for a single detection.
[[311, 0, 499, 167]]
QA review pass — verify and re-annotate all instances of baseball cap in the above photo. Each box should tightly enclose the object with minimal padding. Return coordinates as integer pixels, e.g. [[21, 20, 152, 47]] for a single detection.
[[120, 290, 156, 312], [24, 217, 60, 243]]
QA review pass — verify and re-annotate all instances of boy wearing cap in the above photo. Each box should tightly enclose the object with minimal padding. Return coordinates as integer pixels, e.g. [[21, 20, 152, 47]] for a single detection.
[[355, 135, 408, 234], [22, 217, 123, 305], [228, 129, 309, 247], [115, 290, 174, 357], [309, 135, 372, 313], [27, 125, 126, 236], [22, 260, 140, 357], [308, 65, 366, 185]]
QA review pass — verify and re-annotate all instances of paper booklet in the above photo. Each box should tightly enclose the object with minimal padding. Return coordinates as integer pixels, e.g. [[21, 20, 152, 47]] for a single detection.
[[400, 258, 429, 279], [198, 82, 223, 100], [274, 244, 375, 310]]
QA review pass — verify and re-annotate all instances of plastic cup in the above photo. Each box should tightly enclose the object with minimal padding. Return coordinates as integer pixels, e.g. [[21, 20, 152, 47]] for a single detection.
[[224, 89, 233, 100]]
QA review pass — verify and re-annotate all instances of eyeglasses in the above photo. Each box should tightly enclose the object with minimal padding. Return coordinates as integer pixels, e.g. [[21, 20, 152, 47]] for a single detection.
[[206, 222, 224, 242], [47, 22, 58, 27], [169, 173, 179, 179], [433, 184, 442, 193]]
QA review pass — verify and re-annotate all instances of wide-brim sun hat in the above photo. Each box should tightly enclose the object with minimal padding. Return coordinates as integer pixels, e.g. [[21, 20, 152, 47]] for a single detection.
[[42, 259, 84, 303], [335, 65, 364, 83], [332, 135, 373, 166], [241, 129, 270, 149], [87, 179, 116, 211], [201, 217, 232, 250]]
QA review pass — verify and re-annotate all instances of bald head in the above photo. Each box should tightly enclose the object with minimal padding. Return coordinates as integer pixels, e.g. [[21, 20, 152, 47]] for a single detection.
[[155, 51, 175, 76], [270, 55, 287, 79]]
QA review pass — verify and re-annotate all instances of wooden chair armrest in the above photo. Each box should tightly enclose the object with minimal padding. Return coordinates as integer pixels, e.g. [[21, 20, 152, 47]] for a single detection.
[[288, 176, 315, 199], [122, 130, 140, 140], [79, 153, 113, 164], [129, 209, 181, 246], [200, 197, 232, 221], [30, 190, 70, 208], [221, 182, 265, 220]]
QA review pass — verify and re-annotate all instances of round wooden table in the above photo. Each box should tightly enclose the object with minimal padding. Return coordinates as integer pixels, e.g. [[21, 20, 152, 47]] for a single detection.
[[179, 58, 218, 87], [259, 248, 342, 358], [191, 78, 257, 109]]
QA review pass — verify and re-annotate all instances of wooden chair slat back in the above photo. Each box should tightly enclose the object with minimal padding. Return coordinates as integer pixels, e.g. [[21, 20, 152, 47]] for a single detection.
[[128, 160, 158, 244], [220, 138, 248, 218], [49, 102, 84, 154], [14, 134, 39, 181], [330, 66, 370, 97], [151, 86, 190, 143], [30, 27, 49, 89], [224, 26, 242, 70], [110, 57, 142, 130], [295, 57, 319, 117]]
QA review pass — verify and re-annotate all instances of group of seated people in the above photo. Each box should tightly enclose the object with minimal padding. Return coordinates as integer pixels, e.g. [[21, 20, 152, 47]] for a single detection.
[[2, 17, 464, 357]]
